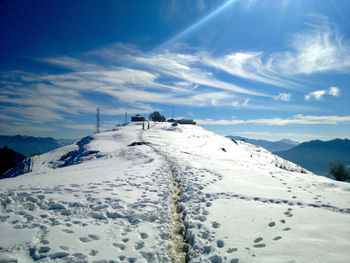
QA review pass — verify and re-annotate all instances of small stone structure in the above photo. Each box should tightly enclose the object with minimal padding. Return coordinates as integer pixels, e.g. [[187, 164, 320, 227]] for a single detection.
[[131, 114, 146, 122]]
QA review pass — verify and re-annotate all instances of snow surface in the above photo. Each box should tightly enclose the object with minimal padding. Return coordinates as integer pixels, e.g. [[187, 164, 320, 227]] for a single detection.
[[1, 122, 350, 262]]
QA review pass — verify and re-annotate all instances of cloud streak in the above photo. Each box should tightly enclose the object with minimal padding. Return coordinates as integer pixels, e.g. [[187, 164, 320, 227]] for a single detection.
[[197, 114, 350, 126], [269, 25, 350, 75]]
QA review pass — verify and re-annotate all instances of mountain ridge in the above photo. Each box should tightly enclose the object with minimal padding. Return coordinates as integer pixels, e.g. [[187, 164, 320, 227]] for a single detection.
[[0, 135, 75, 157], [275, 138, 350, 176]]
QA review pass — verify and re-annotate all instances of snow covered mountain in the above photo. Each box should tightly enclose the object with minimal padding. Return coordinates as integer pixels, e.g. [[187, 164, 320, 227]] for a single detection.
[[0, 122, 349, 263]]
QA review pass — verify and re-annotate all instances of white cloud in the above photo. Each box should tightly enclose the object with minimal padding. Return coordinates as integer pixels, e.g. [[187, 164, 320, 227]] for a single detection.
[[274, 92, 292, 101], [0, 114, 23, 122], [197, 114, 350, 126], [0, 122, 57, 134], [305, 90, 326, 101], [42, 56, 102, 71], [63, 124, 96, 130], [132, 51, 269, 97], [2, 106, 64, 123], [232, 98, 250, 108], [202, 52, 300, 90], [328, 86, 340, 96], [305, 87, 341, 101], [269, 25, 350, 75]]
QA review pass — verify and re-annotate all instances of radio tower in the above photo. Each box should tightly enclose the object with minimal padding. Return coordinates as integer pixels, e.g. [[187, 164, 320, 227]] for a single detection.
[[96, 108, 100, 133]]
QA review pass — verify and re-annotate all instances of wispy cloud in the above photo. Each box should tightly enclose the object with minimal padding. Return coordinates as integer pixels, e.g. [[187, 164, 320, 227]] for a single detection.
[[63, 123, 96, 130], [197, 114, 350, 126], [131, 51, 269, 97], [0, 122, 57, 135], [202, 52, 301, 90], [269, 25, 350, 75]]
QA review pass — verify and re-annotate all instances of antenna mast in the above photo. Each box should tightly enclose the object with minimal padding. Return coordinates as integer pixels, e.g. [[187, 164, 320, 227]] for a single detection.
[[125, 111, 128, 124], [96, 108, 100, 133]]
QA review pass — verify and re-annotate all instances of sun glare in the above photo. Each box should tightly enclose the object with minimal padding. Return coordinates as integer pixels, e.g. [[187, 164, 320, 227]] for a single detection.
[[155, 0, 237, 51]]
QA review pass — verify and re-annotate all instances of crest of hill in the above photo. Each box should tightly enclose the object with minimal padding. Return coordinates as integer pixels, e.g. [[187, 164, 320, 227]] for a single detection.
[[2, 122, 309, 179]]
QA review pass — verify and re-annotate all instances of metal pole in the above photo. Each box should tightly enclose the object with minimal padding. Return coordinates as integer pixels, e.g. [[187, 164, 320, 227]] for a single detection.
[[96, 108, 100, 133]]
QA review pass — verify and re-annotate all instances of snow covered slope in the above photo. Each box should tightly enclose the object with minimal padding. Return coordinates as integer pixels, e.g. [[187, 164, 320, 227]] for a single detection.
[[1, 122, 349, 263]]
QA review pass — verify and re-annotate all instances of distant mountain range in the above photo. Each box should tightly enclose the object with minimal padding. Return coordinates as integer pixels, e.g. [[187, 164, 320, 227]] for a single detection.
[[227, 136, 350, 177], [226, 136, 299, 152], [0, 135, 75, 157], [275, 139, 350, 177]]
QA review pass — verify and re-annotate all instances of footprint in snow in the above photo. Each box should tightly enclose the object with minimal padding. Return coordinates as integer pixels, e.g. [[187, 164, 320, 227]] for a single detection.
[[140, 232, 149, 239], [253, 243, 266, 248], [212, 221, 220, 228], [227, 248, 238, 253], [113, 243, 126, 250], [88, 234, 100, 240], [135, 241, 144, 250], [217, 240, 225, 248], [90, 249, 98, 256], [41, 240, 49, 245], [268, 222, 276, 227], [72, 253, 87, 260], [273, 236, 282, 241], [254, 237, 263, 243], [284, 211, 293, 217], [60, 246, 69, 251], [79, 237, 91, 243]]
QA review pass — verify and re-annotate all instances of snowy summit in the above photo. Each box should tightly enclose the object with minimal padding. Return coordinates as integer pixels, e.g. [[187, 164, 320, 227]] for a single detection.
[[1, 122, 350, 263]]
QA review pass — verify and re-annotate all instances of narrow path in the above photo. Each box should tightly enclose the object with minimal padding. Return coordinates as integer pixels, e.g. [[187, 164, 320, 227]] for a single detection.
[[138, 127, 189, 263]]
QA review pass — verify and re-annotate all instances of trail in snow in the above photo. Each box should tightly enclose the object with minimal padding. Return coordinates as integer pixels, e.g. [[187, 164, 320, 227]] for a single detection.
[[139, 126, 189, 263]]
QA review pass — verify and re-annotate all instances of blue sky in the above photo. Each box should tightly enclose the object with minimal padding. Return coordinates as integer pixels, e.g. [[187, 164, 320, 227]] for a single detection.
[[0, 0, 349, 141]]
